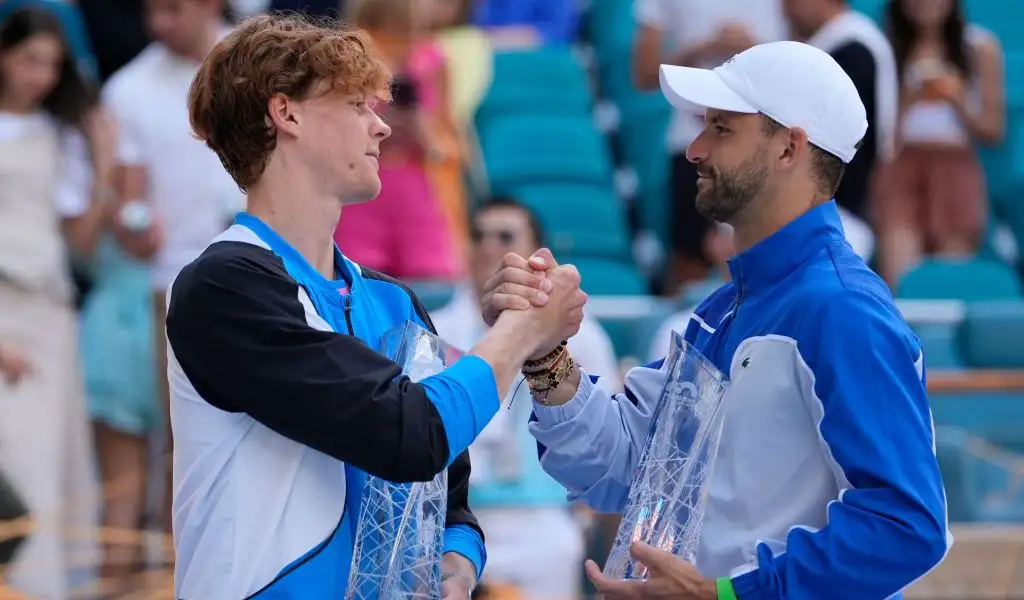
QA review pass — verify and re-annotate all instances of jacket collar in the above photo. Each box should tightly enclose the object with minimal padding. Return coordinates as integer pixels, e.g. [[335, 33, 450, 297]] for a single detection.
[[235, 212, 356, 291], [726, 200, 846, 297]]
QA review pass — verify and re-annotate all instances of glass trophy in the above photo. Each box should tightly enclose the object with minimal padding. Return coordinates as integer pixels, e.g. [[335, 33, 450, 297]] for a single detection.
[[603, 330, 730, 580], [346, 320, 462, 600]]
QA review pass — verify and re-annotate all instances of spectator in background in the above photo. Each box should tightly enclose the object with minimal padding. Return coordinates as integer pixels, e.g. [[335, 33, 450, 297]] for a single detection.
[[0, 8, 113, 597], [77, 188, 159, 588], [429, 0, 492, 175], [0, 0, 98, 81], [102, 0, 240, 535], [343, 0, 467, 279], [784, 0, 899, 264], [874, 0, 1005, 287], [431, 197, 620, 599], [632, 0, 787, 295], [471, 0, 579, 47]]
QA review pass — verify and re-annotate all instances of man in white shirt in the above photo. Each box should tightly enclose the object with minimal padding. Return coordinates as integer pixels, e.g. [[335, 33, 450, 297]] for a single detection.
[[431, 197, 621, 598], [102, 0, 241, 532], [783, 0, 899, 263], [632, 0, 786, 293]]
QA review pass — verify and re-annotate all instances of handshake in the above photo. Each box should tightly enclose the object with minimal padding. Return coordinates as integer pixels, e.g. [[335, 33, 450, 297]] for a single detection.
[[481, 248, 589, 361]]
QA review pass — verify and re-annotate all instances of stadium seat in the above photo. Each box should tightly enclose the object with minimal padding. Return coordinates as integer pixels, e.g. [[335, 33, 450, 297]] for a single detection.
[[586, 0, 636, 61], [959, 301, 1024, 368], [896, 258, 1024, 301], [479, 115, 615, 191], [913, 322, 965, 370], [511, 184, 632, 260], [616, 94, 673, 248], [475, 48, 594, 125], [849, 0, 885, 22], [574, 257, 648, 296], [405, 280, 456, 312], [594, 298, 676, 362]]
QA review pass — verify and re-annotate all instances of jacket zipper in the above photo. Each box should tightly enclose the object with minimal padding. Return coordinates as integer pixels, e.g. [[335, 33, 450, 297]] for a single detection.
[[343, 293, 355, 335]]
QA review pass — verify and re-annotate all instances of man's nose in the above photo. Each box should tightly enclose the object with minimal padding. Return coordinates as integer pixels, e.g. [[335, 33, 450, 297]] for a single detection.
[[372, 112, 391, 140], [685, 130, 709, 164]]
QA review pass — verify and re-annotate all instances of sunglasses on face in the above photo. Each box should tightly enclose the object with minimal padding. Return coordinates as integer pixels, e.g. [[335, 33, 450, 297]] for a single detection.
[[470, 227, 518, 245]]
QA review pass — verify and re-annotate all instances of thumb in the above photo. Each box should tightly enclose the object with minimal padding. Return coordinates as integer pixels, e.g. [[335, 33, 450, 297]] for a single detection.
[[529, 247, 558, 271]]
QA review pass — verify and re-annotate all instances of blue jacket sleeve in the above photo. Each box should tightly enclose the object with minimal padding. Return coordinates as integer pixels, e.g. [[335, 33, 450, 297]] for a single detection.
[[529, 360, 667, 513], [407, 310, 489, 579], [730, 291, 951, 600]]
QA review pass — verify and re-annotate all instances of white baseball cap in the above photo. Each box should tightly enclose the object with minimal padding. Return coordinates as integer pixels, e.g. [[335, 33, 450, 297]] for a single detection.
[[659, 41, 868, 164]]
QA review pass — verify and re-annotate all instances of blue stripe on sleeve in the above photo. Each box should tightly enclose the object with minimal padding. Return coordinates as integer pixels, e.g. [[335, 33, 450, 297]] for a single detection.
[[443, 524, 487, 579], [419, 356, 500, 467]]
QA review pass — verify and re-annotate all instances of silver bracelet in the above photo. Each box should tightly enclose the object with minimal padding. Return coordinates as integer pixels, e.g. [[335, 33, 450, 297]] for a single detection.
[[440, 570, 476, 591]]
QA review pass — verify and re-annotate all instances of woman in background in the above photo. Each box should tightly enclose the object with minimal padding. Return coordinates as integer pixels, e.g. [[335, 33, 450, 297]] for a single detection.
[[77, 138, 159, 594], [344, 0, 468, 279], [874, 0, 1005, 287], [0, 7, 113, 597]]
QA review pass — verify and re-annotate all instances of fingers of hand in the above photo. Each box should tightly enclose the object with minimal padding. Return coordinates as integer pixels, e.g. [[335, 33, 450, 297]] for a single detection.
[[504, 281, 549, 305], [486, 265, 552, 297], [529, 248, 558, 271], [629, 541, 693, 576], [585, 560, 643, 598]]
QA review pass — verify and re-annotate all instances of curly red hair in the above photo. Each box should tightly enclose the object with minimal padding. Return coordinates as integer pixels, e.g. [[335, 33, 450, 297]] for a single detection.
[[188, 13, 392, 191]]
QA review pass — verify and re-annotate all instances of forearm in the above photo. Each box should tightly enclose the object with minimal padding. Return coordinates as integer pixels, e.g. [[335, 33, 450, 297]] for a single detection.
[[442, 549, 478, 582], [530, 363, 668, 513], [468, 310, 540, 398], [956, 101, 1004, 144], [63, 170, 115, 257], [441, 549, 479, 596]]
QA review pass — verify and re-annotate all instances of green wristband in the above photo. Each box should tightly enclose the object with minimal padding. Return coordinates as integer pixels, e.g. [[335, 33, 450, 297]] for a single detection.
[[716, 576, 739, 600]]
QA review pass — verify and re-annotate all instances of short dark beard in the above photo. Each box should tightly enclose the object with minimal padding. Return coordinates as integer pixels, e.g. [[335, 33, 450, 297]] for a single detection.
[[694, 145, 768, 223]]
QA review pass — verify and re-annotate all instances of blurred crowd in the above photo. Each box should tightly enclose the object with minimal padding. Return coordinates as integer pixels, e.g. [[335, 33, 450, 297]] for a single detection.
[[0, 0, 1017, 598]]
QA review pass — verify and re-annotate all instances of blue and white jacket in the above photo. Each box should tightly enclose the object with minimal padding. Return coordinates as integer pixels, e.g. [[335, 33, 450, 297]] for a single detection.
[[530, 201, 952, 599], [165, 214, 496, 599]]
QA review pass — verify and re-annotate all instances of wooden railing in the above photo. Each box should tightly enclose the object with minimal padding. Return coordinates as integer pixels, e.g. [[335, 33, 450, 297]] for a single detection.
[[929, 370, 1024, 393]]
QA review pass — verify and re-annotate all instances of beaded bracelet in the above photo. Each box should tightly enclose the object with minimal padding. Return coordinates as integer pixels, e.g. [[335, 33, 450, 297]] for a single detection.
[[523, 340, 568, 371]]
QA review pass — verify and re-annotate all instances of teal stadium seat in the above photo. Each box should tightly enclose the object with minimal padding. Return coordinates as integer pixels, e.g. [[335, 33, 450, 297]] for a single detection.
[[479, 115, 615, 191], [475, 48, 593, 125], [958, 301, 1024, 368], [574, 257, 647, 296], [586, 0, 636, 62], [593, 297, 675, 362], [616, 93, 673, 249], [896, 257, 1023, 301], [897, 259, 1022, 370], [511, 184, 632, 261], [405, 280, 456, 312]]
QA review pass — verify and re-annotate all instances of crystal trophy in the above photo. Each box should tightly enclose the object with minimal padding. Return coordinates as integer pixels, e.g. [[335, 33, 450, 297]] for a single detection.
[[603, 330, 730, 580], [346, 320, 462, 600]]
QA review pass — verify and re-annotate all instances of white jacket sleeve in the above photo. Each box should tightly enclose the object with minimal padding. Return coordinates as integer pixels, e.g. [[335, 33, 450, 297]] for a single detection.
[[528, 360, 669, 513]]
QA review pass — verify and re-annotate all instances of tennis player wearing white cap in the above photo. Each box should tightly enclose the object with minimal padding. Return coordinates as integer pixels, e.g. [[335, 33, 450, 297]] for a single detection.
[[478, 40, 952, 600]]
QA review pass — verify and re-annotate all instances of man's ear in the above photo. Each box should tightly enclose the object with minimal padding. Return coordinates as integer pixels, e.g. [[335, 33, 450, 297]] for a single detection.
[[777, 127, 810, 172], [267, 93, 300, 139]]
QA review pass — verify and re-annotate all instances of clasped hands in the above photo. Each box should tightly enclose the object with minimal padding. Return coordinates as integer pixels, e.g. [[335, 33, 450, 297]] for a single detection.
[[480, 248, 587, 358]]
